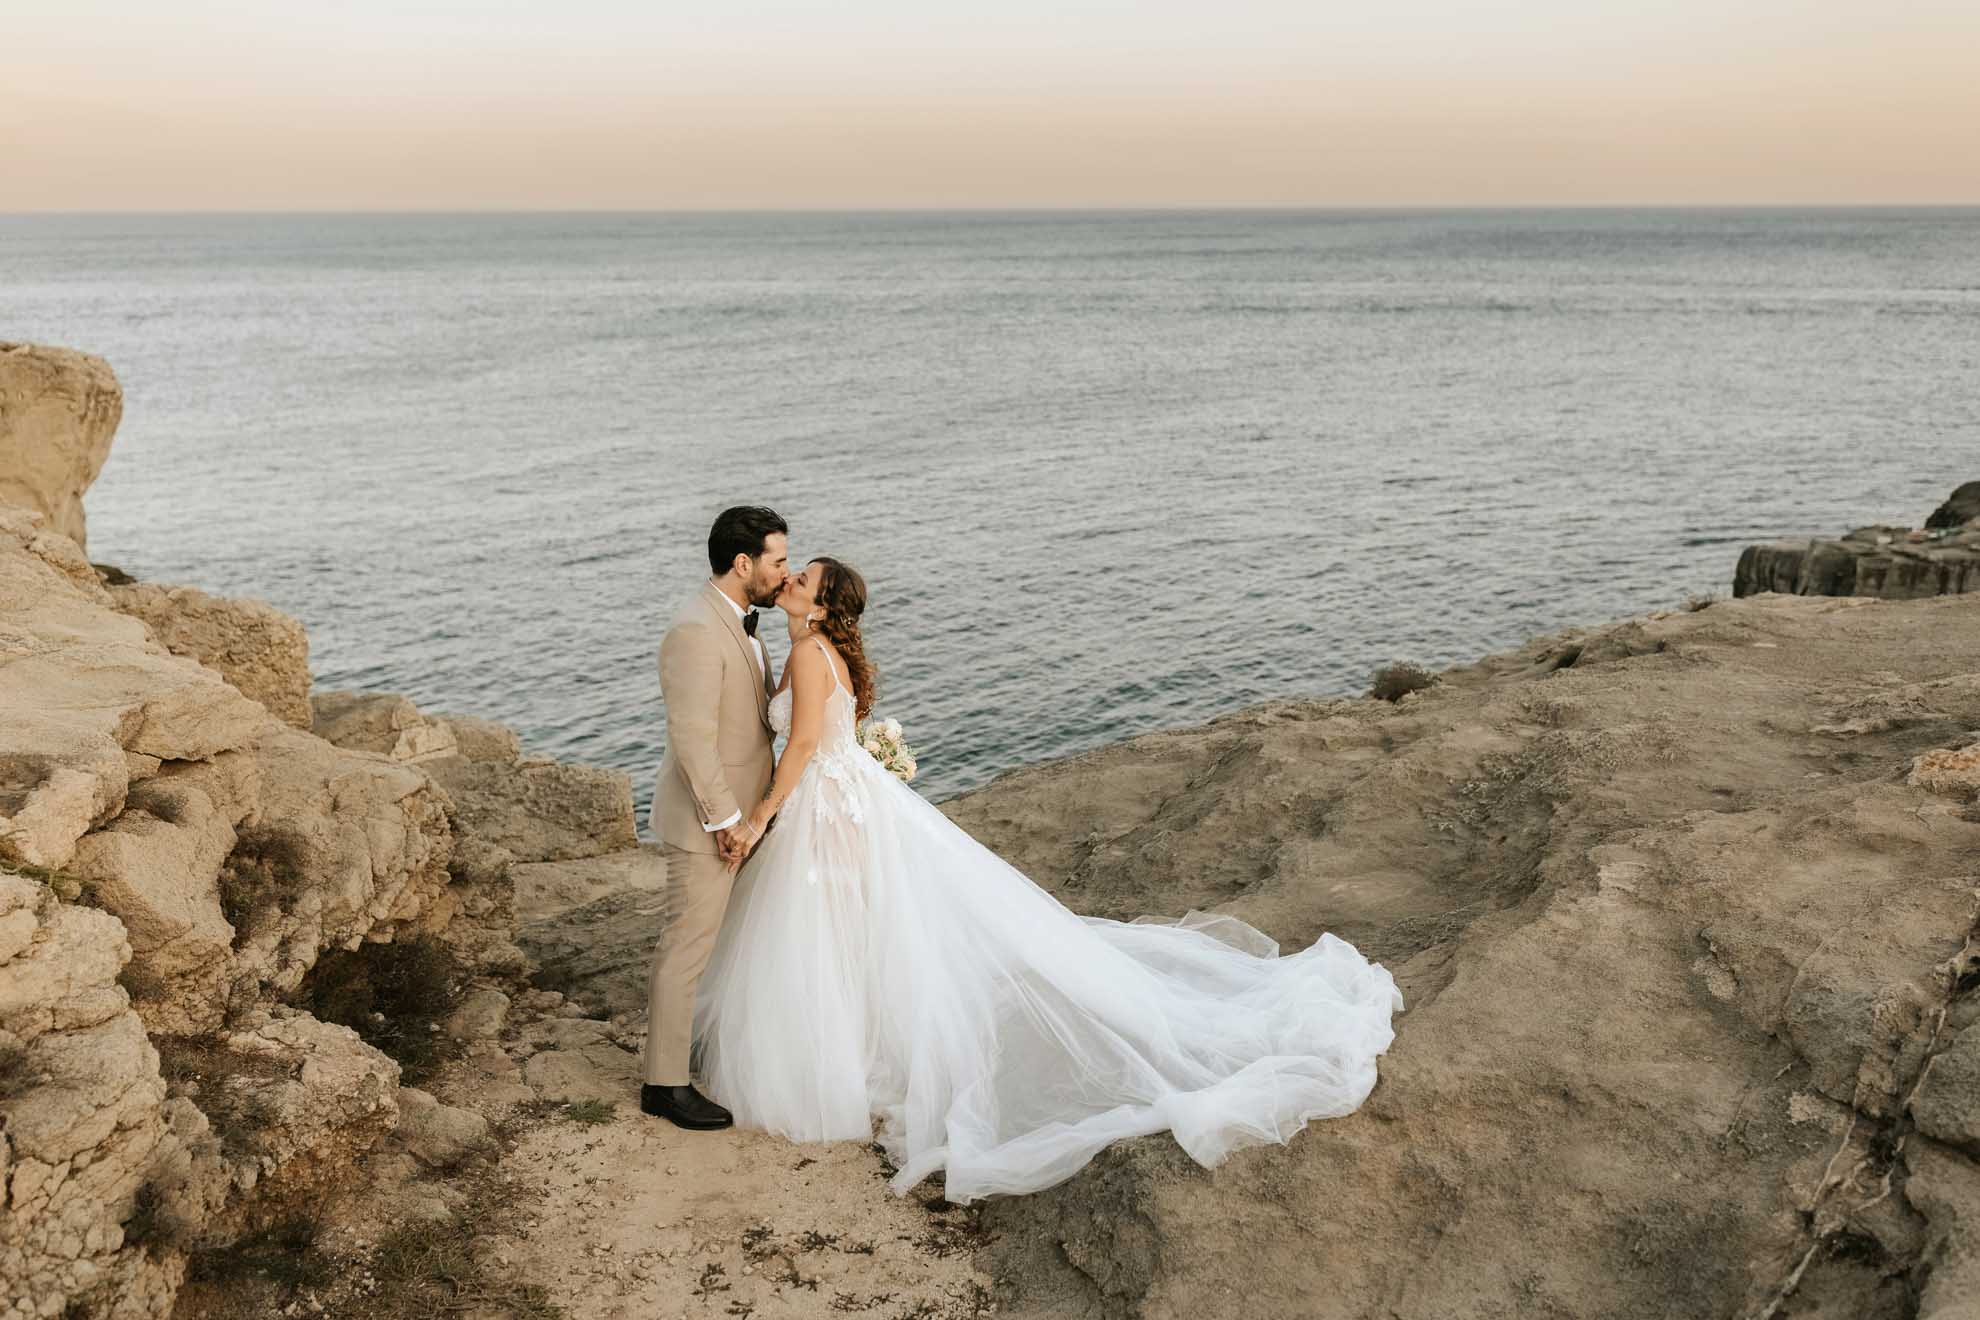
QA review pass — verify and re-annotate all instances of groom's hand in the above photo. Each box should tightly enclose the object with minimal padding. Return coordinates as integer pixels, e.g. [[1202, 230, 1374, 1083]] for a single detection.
[[713, 826, 747, 863]]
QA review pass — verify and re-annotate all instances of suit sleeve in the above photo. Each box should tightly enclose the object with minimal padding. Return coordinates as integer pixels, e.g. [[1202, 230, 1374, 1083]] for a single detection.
[[660, 620, 740, 830]]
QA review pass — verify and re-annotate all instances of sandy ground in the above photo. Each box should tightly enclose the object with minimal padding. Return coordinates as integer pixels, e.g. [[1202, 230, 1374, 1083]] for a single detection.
[[500, 1109, 994, 1320]]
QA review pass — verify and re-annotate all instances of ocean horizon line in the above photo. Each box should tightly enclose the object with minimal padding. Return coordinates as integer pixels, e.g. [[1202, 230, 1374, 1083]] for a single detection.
[[7, 202, 1980, 220]]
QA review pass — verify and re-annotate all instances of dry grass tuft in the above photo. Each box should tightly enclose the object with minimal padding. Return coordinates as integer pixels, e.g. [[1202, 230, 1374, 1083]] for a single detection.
[[301, 936, 463, 1084], [1369, 661, 1437, 702], [562, 1098, 615, 1126]]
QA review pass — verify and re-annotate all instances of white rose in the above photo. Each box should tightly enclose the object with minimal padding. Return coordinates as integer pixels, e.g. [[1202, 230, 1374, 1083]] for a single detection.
[[882, 718, 903, 740]]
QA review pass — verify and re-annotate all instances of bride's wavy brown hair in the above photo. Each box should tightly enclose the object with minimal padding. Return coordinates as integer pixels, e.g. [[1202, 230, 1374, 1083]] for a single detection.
[[811, 557, 875, 722]]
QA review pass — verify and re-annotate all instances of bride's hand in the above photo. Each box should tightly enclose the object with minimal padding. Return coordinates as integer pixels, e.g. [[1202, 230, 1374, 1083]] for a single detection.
[[724, 809, 771, 874], [745, 804, 773, 840]]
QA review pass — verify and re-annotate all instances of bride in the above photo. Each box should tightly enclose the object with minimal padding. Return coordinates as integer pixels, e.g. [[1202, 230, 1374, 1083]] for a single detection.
[[694, 557, 1402, 1203]]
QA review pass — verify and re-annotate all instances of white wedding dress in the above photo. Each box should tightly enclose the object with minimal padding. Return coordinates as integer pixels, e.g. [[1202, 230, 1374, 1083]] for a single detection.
[[694, 639, 1403, 1203]]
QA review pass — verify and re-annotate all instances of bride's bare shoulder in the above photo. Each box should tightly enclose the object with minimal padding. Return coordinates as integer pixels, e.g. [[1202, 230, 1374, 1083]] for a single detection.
[[788, 635, 833, 677], [797, 635, 850, 686]]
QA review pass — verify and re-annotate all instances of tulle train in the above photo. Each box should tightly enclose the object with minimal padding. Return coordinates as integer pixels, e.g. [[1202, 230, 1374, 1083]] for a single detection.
[[693, 751, 1402, 1203]]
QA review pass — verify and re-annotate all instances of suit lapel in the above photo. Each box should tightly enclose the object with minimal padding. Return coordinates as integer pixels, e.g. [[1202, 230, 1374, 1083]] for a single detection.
[[701, 583, 770, 726]]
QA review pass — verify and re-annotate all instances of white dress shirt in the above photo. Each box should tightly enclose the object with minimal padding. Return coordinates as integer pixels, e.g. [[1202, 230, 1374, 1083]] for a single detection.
[[702, 583, 765, 833]]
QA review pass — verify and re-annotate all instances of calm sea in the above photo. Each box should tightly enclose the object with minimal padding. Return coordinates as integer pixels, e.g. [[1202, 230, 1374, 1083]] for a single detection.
[[4, 210, 1975, 815]]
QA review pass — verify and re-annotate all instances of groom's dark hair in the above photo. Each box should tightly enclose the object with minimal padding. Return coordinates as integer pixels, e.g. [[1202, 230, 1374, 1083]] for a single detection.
[[708, 505, 788, 575]]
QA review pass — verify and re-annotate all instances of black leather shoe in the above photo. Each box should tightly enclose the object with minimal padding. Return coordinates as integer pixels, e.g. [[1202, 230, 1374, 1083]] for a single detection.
[[640, 1084, 733, 1130]]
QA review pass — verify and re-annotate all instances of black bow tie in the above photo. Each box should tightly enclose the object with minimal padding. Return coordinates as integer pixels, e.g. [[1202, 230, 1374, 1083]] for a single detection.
[[742, 609, 759, 638]]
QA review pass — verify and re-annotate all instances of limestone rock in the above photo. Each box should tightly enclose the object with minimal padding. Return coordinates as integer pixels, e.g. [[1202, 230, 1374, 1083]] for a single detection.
[[448, 835, 515, 890], [66, 754, 260, 1035], [0, 507, 266, 870], [108, 582, 313, 728], [61, 714, 458, 1035], [444, 988, 510, 1042], [433, 712, 523, 764], [389, 1086, 493, 1168], [513, 845, 666, 925], [0, 873, 182, 1319], [0, 342, 122, 551], [160, 1006, 402, 1233], [1900, 1139, 1980, 1314], [1914, 1025, 1980, 1155], [522, 1042, 640, 1105], [1905, 1142, 1980, 1320], [310, 689, 460, 763], [1735, 486, 1980, 599], [224, 722, 456, 999], [948, 593, 1980, 1320], [516, 885, 663, 1019], [1911, 743, 1980, 802], [426, 756, 637, 864]]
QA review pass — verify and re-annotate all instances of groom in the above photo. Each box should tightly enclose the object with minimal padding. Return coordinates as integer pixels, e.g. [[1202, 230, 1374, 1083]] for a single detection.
[[640, 505, 788, 1130]]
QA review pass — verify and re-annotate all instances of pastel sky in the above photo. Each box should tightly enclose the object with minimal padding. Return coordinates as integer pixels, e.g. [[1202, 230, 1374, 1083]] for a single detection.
[[6, 0, 1978, 209]]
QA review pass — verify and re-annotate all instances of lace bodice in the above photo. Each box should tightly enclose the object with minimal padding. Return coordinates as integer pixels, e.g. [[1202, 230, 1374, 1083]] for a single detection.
[[768, 638, 871, 842], [768, 640, 860, 748]]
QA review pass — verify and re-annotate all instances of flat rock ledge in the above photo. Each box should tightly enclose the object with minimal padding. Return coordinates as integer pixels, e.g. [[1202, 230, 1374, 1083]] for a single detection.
[[1735, 481, 1980, 600]]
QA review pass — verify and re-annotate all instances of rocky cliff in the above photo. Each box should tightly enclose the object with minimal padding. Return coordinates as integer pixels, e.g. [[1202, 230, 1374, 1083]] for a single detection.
[[0, 346, 645, 1318], [8, 337, 1980, 1319]]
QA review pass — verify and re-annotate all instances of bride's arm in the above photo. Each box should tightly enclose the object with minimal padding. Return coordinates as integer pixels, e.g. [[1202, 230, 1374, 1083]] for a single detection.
[[736, 641, 829, 850]]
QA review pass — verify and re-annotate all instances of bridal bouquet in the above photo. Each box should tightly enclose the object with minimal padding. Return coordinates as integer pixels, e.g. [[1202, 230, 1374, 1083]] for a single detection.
[[858, 717, 918, 783]]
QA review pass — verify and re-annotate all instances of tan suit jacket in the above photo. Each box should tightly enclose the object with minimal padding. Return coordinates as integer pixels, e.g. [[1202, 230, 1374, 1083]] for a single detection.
[[653, 582, 777, 854]]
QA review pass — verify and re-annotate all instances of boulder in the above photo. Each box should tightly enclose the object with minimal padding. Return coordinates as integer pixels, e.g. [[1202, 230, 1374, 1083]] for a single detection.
[[223, 722, 456, 999], [1910, 743, 1980, 801], [425, 756, 636, 864], [0, 507, 267, 870], [433, 712, 523, 764], [0, 342, 122, 551], [108, 582, 312, 728], [389, 1086, 494, 1168], [1926, 480, 1980, 530], [444, 988, 510, 1042], [310, 689, 459, 763]]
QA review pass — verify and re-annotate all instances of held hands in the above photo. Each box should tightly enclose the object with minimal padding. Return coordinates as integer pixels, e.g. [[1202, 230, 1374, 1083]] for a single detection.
[[721, 805, 774, 875], [714, 825, 754, 867]]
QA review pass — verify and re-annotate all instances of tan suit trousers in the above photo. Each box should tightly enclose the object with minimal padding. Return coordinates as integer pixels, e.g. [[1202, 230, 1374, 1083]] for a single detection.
[[641, 844, 734, 1085]]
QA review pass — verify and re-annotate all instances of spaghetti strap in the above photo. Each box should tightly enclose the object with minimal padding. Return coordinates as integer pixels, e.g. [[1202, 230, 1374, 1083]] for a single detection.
[[812, 636, 846, 696]]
